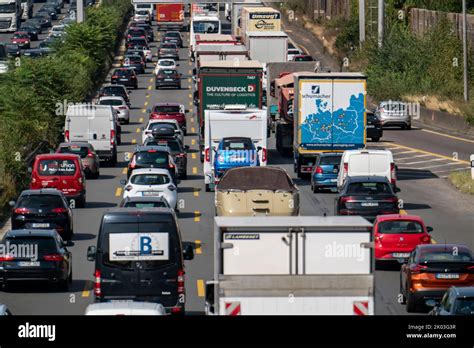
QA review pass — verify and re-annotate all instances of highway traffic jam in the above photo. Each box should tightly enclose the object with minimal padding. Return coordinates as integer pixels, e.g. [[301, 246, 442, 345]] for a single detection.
[[0, 1, 473, 317]]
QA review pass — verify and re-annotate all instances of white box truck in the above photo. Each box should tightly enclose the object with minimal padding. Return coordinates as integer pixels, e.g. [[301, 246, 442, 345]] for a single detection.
[[230, 1, 263, 38], [0, 0, 21, 32], [246, 31, 288, 64], [203, 107, 267, 192], [205, 216, 375, 315]]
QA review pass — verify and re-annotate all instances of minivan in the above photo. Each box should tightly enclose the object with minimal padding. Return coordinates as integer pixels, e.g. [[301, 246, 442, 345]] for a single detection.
[[337, 149, 397, 190], [30, 153, 87, 207], [64, 104, 118, 166], [87, 208, 194, 314]]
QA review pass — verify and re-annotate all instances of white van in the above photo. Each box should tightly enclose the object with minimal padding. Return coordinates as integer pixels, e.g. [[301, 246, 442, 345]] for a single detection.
[[65, 104, 118, 166], [337, 149, 397, 190]]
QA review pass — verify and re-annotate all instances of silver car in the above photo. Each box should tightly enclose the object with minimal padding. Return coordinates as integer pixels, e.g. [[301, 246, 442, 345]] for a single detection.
[[375, 100, 411, 130]]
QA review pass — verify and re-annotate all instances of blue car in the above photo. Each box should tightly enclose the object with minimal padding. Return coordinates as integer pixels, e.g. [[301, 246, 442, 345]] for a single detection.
[[310, 152, 343, 192], [213, 137, 260, 182]]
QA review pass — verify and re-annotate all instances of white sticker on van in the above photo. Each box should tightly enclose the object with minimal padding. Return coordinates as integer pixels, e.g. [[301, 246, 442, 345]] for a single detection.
[[109, 233, 169, 261]]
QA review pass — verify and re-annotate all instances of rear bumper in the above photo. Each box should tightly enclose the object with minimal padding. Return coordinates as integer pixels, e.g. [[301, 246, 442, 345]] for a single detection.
[[380, 119, 410, 127], [96, 295, 184, 313], [367, 128, 383, 138], [409, 289, 449, 303], [338, 209, 399, 222], [0, 269, 66, 283], [96, 149, 115, 160], [156, 81, 180, 88], [312, 175, 338, 187]]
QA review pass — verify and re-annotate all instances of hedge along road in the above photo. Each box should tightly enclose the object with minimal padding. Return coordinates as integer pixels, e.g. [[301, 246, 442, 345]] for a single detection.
[[1, 12, 473, 316]]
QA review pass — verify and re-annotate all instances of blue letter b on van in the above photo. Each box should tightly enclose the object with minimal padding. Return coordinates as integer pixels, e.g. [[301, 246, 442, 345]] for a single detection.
[[140, 236, 152, 255]]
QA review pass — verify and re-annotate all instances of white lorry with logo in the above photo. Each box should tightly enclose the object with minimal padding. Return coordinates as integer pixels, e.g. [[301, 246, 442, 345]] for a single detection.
[[205, 216, 375, 315], [0, 0, 21, 32]]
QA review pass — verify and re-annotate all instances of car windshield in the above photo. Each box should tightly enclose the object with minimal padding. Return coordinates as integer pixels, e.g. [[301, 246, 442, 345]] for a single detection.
[[419, 250, 471, 263], [125, 55, 141, 62], [149, 123, 177, 131], [115, 69, 132, 77], [134, 151, 168, 165], [123, 201, 169, 208], [320, 156, 341, 165], [377, 220, 423, 234], [165, 32, 180, 38], [130, 39, 146, 45], [38, 159, 77, 176], [0, 3, 16, 13], [136, 10, 148, 15], [58, 145, 89, 158], [4, 237, 57, 257], [193, 20, 219, 34], [346, 182, 392, 195], [99, 99, 123, 106], [130, 174, 170, 185], [13, 33, 29, 39], [222, 138, 253, 151], [17, 195, 64, 209], [159, 60, 175, 66], [153, 105, 180, 113], [454, 298, 474, 315], [103, 86, 125, 95]]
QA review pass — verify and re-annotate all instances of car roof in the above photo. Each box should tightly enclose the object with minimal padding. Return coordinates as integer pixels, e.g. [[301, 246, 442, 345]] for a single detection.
[[375, 214, 424, 223], [450, 286, 474, 297], [417, 244, 471, 253], [58, 142, 92, 148], [153, 102, 181, 107], [5, 229, 58, 238], [149, 119, 179, 125], [98, 95, 126, 101], [105, 207, 174, 215], [345, 176, 391, 183], [121, 196, 167, 202], [19, 188, 63, 196], [35, 153, 81, 160], [319, 152, 342, 156], [130, 168, 171, 175]]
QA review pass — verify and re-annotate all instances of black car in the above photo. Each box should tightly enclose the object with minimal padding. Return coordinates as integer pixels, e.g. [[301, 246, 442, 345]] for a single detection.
[[145, 137, 188, 179], [155, 68, 181, 89], [428, 286, 474, 316], [336, 176, 400, 221], [122, 54, 145, 74], [158, 43, 179, 60], [25, 19, 44, 34], [126, 27, 147, 42], [134, 23, 154, 42], [111, 68, 138, 89], [10, 189, 74, 241], [118, 196, 171, 208], [162, 31, 183, 48], [19, 25, 39, 41], [366, 111, 383, 142], [86, 208, 194, 314], [126, 37, 148, 49], [126, 145, 176, 181], [21, 49, 45, 58], [0, 229, 72, 290], [46, 0, 63, 13], [126, 48, 146, 62], [98, 84, 130, 106], [4, 44, 20, 58], [33, 13, 52, 28], [38, 6, 57, 20]]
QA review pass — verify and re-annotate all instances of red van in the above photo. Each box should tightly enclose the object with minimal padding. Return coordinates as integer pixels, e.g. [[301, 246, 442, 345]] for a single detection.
[[30, 154, 87, 207]]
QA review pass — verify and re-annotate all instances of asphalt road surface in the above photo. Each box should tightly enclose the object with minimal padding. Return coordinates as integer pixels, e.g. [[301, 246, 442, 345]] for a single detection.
[[0, 10, 473, 316]]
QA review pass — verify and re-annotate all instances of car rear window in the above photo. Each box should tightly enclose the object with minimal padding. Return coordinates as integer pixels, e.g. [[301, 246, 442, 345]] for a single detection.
[[17, 194, 64, 209], [153, 105, 180, 113], [419, 250, 472, 263], [134, 151, 168, 165], [5, 237, 57, 257], [346, 182, 392, 195], [149, 123, 177, 131], [159, 60, 175, 67], [320, 156, 341, 165], [377, 220, 423, 234], [130, 174, 170, 185], [153, 140, 181, 153], [161, 44, 175, 49], [454, 298, 474, 315], [38, 159, 77, 176], [115, 69, 132, 77], [103, 86, 125, 95], [123, 201, 169, 208], [222, 138, 253, 150], [58, 145, 89, 158], [99, 99, 124, 106]]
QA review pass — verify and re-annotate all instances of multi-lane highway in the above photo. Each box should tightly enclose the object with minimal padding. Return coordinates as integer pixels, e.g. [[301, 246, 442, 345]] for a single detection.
[[0, 7, 473, 316]]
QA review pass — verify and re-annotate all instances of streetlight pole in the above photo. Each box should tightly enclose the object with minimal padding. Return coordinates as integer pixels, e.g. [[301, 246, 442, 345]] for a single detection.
[[359, 0, 365, 45], [378, 0, 384, 48], [77, 0, 84, 23], [462, 0, 469, 101]]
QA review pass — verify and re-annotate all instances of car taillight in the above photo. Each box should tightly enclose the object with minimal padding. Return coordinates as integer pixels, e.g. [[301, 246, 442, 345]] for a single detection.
[[315, 166, 323, 174], [0, 255, 14, 261], [411, 264, 428, 274], [176, 153, 185, 158], [94, 269, 101, 296], [52, 207, 68, 213], [390, 163, 396, 185], [205, 148, 210, 162], [171, 307, 183, 313], [43, 254, 64, 261], [65, 130, 69, 142], [374, 235, 382, 242], [14, 207, 30, 214], [157, 75, 165, 79], [118, 106, 127, 110], [343, 163, 348, 178], [261, 148, 267, 162], [340, 196, 356, 206], [169, 163, 175, 169], [111, 130, 115, 146], [78, 177, 83, 184], [466, 265, 474, 270], [383, 197, 399, 204], [420, 235, 431, 243], [177, 270, 185, 293], [111, 75, 118, 79], [125, 185, 133, 191], [87, 150, 95, 158]]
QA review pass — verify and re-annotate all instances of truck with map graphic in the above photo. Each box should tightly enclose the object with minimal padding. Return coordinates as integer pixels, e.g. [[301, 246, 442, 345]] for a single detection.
[[292, 72, 367, 177], [197, 61, 263, 162]]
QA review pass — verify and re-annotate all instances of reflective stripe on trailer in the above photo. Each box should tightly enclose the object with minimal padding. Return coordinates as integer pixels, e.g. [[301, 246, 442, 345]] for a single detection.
[[225, 302, 241, 316], [353, 301, 369, 315]]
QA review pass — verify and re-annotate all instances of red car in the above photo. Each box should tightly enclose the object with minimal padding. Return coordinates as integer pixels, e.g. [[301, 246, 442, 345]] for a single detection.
[[11, 32, 31, 49], [30, 153, 87, 208], [374, 214, 432, 263], [148, 103, 187, 134]]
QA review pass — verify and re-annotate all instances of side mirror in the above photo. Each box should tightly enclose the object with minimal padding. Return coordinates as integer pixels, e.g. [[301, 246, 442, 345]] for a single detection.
[[427, 226, 433, 233], [425, 299, 437, 307], [395, 187, 401, 193], [179, 73, 183, 77], [185, 145, 190, 151], [185, 109, 189, 113], [87, 246, 96, 261], [120, 179, 127, 185], [257, 146, 262, 152], [182, 242, 194, 260], [8, 201, 15, 207], [146, 109, 151, 113], [176, 63, 180, 66]]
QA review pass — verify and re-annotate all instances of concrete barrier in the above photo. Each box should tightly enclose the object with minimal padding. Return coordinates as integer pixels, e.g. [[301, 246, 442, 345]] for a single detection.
[[414, 106, 474, 137]]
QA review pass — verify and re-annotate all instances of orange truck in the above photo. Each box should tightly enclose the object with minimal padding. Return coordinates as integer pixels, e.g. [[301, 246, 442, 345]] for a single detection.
[[155, 3, 184, 31]]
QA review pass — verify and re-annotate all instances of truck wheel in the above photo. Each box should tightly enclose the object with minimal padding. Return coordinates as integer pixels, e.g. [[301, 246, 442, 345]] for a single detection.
[[372, 137, 380, 142]]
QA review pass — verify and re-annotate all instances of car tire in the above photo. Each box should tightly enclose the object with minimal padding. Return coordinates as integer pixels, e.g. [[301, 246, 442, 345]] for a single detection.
[[406, 125, 412, 130], [92, 170, 100, 179], [181, 171, 187, 180], [372, 137, 380, 142], [205, 184, 210, 192], [177, 84, 181, 89], [76, 196, 86, 208], [406, 290, 417, 313], [312, 184, 318, 193]]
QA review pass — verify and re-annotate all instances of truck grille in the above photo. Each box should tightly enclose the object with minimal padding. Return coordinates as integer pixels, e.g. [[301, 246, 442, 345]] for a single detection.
[[0, 20, 12, 29]]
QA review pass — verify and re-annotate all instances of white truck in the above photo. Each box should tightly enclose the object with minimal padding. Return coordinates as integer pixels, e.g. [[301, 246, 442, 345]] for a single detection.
[[203, 107, 267, 192], [205, 216, 375, 315], [230, 1, 263, 38], [0, 0, 21, 33], [194, 44, 249, 68], [190, 14, 221, 53], [246, 31, 288, 64]]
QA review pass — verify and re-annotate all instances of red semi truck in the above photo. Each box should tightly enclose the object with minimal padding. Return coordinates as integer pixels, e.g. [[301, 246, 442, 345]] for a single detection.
[[155, 3, 184, 31]]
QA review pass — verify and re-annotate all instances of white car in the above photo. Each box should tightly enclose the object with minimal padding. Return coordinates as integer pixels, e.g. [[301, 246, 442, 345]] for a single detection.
[[142, 119, 184, 144], [97, 96, 130, 124], [133, 10, 150, 22], [50, 25, 66, 38], [154, 59, 177, 75], [121, 168, 177, 209]]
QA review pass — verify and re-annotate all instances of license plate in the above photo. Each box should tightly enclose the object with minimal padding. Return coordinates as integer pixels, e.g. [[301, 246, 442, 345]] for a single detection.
[[436, 273, 459, 279], [392, 253, 410, 258], [142, 191, 161, 196], [164, 79, 173, 81], [32, 223, 50, 228], [18, 261, 40, 267], [367, 125, 375, 128], [119, 78, 128, 81], [361, 202, 379, 207]]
